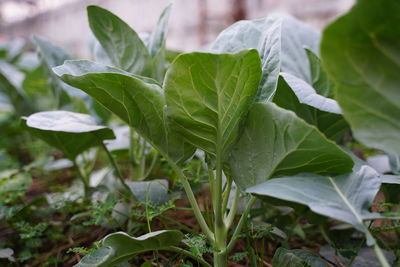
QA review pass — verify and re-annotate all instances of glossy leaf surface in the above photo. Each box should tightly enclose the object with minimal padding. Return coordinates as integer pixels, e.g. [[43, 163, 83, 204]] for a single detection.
[[230, 102, 353, 190]]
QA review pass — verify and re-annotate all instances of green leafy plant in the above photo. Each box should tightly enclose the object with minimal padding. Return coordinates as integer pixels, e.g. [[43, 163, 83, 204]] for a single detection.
[[3, 0, 399, 266], [51, 4, 359, 264]]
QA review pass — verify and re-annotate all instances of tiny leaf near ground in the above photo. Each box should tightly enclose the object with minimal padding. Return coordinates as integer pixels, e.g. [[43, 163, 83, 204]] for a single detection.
[[272, 247, 332, 267], [75, 230, 184, 267], [230, 102, 353, 190], [321, 0, 400, 156], [22, 110, 115, 160]]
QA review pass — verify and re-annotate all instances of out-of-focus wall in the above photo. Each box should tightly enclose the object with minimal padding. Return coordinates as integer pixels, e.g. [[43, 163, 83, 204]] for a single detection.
[[0, 0, 354, 57]]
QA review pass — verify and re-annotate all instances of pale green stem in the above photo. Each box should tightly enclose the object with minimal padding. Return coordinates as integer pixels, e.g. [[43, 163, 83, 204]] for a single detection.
[[143, 151, 159, 179], [100, 142, 134, 200], [138, 137, 147, 180], [225, 187, 239, 229], [207, 162, 216, 211], [225, 196, 256, 254], [166, 157, 215, 244], [213, 153, 227, 266], [72, 158, 89, 197], [221, 178, 233, 216], [373, 243, 390, 267], [145, 184, 152, 233]]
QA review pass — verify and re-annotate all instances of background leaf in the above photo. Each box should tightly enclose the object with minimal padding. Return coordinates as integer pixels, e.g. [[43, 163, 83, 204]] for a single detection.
[[33, 35, 86, 103], [87, 5, 151, 75], [127, 179, 169, 205], [272, 247, 331, 267], [209, 14, 319, 101], [148, 4, 172, 57], [321, 0, 400, 156]]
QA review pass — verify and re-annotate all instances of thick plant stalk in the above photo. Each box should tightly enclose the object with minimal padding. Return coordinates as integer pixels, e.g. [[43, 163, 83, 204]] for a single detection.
[[212, 145, 228, 266]]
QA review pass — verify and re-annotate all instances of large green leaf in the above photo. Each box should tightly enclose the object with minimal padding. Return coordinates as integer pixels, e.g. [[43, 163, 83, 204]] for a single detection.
[[272, 247, 331, 267], [87, 5, 151, 75], [247, 164, 381, 245], [75, 230, 183, 267], [321, 0, 400, 156], [23, 110, 115, 160], [273, 75, 348, 141], [209, 15, 319, 101], [230, 102, 353, 190], [53, 60, 195, 163], [165, 50, 262, 159]]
